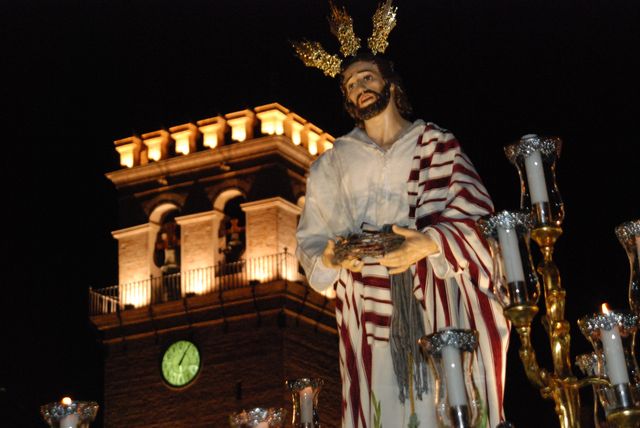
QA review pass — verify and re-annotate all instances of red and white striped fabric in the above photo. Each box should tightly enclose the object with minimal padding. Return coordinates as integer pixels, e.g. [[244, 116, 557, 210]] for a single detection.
[[334, 123, 510, 428]]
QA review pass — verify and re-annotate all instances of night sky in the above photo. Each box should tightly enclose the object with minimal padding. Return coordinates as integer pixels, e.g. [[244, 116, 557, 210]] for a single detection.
[[2, 1, 639, 427]]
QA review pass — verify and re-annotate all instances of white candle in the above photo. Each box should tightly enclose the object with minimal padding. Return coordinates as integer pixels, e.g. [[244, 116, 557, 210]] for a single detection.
[[442, 345, 468, 407], [300, 386, 314, 424], [524, 150, 549, 204], [59, 413, 79, 428], [58, 398, 78, 428], [497, 227, 526, 283], [601, 324, 630, 385]]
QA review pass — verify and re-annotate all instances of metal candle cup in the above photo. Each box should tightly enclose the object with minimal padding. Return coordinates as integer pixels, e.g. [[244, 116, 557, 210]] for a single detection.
[[285, 378, 323, 428], [477, 211, 540, 309], [615, 219, 640, 316], [504, 134, 564, 227], [578, 309, 640, 411], [40, 398, 99, 428], [419, 329, 482, 428], [228, 407, 287, 428]]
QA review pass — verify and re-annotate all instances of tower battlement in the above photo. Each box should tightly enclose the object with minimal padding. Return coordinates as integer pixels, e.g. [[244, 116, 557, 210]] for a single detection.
[[113, 102, 334, 169]]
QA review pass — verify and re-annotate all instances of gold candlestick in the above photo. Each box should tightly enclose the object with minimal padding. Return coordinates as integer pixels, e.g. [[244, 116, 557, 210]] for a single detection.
[[480, 135, 634, 428], [478, 210, 586, 428], [529, 225, 581, 428]]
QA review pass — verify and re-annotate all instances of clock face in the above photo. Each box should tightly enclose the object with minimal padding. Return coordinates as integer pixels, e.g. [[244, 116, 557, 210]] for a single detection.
[[161, 340, 201, 387]]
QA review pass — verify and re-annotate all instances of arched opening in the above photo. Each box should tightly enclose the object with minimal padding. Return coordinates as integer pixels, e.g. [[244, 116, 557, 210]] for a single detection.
[[218, 195, 246, 265]]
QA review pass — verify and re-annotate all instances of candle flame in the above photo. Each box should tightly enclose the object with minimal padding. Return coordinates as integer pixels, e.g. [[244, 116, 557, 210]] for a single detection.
[[61, 397, 72, 405], [602, 303, 611, 315]]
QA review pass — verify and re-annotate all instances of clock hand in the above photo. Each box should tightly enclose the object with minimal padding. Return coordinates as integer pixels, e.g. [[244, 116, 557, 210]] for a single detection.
[[178, 343, 191, 366]]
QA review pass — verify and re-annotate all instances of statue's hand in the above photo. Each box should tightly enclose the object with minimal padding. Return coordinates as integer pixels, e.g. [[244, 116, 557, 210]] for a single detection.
[[378, 225, 439, 274], [322, 239, 363, 272]]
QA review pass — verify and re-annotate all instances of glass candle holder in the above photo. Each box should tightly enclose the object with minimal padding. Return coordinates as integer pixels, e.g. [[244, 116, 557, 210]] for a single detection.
[[504, 134, 564, 227], [578, 309, 640, 411], [615, 219, 640, 316], [40, 398, 99, 428], [477, 211, 540, 309], [285, 378, 323, 428], [575, 352, 605, 378], [576, 352, 608, 427], [419, 329, 482, 428], [229, 407, 287, 428]]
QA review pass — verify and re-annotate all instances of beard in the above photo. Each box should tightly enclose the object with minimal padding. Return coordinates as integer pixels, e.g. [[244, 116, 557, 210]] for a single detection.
[[345, 82, 392, 122]]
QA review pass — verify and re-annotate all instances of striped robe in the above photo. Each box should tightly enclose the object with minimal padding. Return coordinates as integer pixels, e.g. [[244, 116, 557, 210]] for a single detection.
[[299, 123, 509, 428]]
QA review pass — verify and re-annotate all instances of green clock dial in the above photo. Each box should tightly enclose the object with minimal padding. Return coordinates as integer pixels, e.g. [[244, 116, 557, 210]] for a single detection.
[[161, 340, 201, 387]]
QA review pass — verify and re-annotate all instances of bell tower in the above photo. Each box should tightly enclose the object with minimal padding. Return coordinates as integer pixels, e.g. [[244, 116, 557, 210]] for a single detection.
[[89, 103, 341, 427]]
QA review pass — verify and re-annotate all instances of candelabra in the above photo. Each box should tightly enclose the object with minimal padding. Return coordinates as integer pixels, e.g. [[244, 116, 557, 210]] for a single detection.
[[477, 134, 640, 428], [228, 407, 287, 428], [40, 397, 98, 428], [616, 220, 640, 316], [285, 378, 324, 428], [419, 329, 484, 428]]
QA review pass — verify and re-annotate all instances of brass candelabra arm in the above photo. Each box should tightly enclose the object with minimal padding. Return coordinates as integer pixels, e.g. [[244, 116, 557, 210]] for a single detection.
[[505, 305, 549, 390], [607, 408, 640, 428], [531, 226, 575, 380], [505, 223, 584, 428], [575, 376, 611, 390]]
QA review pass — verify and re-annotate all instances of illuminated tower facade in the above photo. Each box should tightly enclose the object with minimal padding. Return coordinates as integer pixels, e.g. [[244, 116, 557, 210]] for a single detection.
[[89, 103, 340, 427]]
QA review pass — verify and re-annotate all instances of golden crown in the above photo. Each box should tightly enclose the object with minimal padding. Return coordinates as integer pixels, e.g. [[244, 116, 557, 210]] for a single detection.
[[292, 0, 398, 78]]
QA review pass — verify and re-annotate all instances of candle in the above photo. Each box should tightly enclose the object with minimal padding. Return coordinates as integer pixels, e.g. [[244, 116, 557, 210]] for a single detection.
[[601, 305, 630, 385], [256, 423, 269, 428], [497, 226, 525, 283], [59, 414, 79, 428], [524, 150, 549, 204], [299, 386, 314, 424], [442, 344, 468, 407], [59, 398, 78, 428]]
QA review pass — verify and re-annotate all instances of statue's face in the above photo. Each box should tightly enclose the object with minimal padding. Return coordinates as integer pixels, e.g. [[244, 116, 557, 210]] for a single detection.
[[342, 61, 392, 122], [342, 61, 385, 108]]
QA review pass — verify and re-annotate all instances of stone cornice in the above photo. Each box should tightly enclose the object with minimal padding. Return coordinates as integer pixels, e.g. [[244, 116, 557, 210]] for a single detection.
[[106, 135, 314, 189]]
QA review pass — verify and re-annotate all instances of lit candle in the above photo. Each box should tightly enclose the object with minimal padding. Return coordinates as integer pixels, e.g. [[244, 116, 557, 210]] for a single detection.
[[601, 304, 630, 385], [497, 226, 526, 283], [442, 344, 468, 407], [524, 149, 549, 204], [299, 386, 314, 424], [59, 397, 79, 428]]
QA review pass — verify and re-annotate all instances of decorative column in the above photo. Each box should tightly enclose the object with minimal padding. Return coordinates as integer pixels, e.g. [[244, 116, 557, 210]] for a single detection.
[[302, 123, 322, 156], [114, 136, 142, 168], [175, 210, 224, 296], [241, 197, 301, 282], [141, 130, 171, 162], [255, 103, 289, 136], [197, 116, 227, 149], [112, 223, 152, 308], [285, 112, 306, 146], [226, 109, 256, 143], [169, 123, 198, 155]]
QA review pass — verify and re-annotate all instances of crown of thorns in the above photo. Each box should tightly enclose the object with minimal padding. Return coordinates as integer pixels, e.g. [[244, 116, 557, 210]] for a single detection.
[[292, 0, 398, 78]]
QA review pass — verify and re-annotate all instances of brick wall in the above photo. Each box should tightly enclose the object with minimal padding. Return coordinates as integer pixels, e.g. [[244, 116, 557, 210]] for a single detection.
[[103, 313, 341, 427], [115, 225, 150, 285], [242, 198, 301, 262], [177, 211, 223, 273]]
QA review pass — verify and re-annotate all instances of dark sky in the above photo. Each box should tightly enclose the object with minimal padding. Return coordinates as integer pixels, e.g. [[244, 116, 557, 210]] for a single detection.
[[2, 0, 639, 426]]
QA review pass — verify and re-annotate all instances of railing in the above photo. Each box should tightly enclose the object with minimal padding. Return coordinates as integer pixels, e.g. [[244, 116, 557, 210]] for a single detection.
[[89, 251, 303, 316]]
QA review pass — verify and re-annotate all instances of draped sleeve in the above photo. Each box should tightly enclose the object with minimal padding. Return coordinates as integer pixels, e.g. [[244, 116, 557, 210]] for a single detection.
[[296, 146, 357, 292], [408, 125, 495, 294]]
